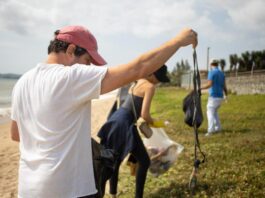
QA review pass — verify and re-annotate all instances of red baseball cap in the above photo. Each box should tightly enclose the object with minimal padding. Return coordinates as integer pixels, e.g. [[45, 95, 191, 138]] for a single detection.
[[56, 25, 107, 66]]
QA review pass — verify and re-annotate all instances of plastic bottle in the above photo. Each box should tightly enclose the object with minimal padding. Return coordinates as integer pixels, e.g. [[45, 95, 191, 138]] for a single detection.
[[151, 120, 170, 128]]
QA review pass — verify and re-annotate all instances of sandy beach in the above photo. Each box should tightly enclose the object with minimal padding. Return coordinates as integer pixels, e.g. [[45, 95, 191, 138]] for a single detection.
[[0, 96, 116, 198]]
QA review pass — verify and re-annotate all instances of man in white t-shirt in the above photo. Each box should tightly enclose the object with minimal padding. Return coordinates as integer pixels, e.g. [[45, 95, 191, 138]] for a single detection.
[[10, 25, 198, 198]]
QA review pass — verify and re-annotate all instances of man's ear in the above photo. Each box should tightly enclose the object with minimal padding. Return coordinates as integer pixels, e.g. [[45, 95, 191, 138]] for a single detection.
[[66, 44, 76, 57]]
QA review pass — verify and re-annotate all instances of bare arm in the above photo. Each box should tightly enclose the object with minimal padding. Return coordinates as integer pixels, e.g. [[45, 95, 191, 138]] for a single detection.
[[100, 28, 198, 94], [200, 80, 212, 90], [10, 120, 20, 142], [141, 84, 156, 124], [223, 80, 228, 96]]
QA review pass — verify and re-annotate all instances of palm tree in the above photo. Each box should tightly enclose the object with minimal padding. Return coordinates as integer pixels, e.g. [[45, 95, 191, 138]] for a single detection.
[[261, 50, 265, 69], [237, 57, 245, 72], [229, 54, 238, 72], [219, 59, 226, 71], [252, 51, 262, 69], [241, 51, 252, 71]]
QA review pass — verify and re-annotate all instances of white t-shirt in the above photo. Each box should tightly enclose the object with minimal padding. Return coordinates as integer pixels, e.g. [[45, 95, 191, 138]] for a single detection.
[[11, 63, 108, 198]]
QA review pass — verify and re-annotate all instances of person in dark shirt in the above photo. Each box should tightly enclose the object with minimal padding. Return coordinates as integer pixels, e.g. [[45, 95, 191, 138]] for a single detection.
[[98, 65, 170, 198]]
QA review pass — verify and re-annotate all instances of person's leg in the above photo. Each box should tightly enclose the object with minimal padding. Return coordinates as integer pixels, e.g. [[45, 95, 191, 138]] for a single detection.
[[206, 97, 215, 134], [109, 160, 122, 196], [212, 103, 218, 130], [213, 99, 222, 132], [131, 132, 150, 198]]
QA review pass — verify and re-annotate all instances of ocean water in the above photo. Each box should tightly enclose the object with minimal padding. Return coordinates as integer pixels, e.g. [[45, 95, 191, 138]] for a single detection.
[[0, 78, 17, 123], [0, 77, 118, 124], [0, 78, 17, 107]]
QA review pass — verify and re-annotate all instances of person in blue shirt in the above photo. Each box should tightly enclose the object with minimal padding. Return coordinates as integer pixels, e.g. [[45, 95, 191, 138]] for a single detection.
[[201, 59, 228, 136]]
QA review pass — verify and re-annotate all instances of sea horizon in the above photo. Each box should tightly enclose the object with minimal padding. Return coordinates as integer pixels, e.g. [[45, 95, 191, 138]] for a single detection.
[[0, 78, 118, 125]]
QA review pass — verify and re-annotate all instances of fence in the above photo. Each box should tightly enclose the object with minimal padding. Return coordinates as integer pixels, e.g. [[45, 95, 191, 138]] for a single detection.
[[181, 70, 265, 95], [225, 69, 265, 77]]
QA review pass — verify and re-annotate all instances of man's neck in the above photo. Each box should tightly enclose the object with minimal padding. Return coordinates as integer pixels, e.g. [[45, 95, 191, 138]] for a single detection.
[[46, 52, 67, 65], [211, 66, 218, 70]]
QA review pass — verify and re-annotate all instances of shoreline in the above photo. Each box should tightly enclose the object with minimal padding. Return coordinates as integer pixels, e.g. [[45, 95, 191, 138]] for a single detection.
[[0, 107, 11, 124], [0, 89, 118, 125], [0, 117, 11, 125]]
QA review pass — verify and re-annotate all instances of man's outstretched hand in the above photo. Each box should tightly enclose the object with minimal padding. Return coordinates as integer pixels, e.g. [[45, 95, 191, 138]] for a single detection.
[[175, 28, 198, 49]]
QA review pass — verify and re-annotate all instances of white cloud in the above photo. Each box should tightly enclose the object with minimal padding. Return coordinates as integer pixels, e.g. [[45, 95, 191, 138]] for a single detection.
[[215, 0, 265, 33], [0, 0, 198, 38], [0, 0, 264, 73], [0, 0, 52, 35], [1, 0, 264, 38], [45, 0, 199, 38]]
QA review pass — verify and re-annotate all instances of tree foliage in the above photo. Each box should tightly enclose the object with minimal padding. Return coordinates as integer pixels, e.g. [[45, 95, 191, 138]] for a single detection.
[[229, 50, 265, 72], [169, 59, 191, 86], [219, 59, 226, 71]]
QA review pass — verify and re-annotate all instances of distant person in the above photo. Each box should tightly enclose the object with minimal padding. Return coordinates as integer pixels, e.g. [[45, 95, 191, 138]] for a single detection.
[[201, 59, 228, 136], [10, 25, 197, 198], [98, 65, 170, 198]]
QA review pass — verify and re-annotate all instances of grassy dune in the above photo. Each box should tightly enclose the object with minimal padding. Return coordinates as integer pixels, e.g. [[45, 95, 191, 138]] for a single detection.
[[106, 87, 265, 198]]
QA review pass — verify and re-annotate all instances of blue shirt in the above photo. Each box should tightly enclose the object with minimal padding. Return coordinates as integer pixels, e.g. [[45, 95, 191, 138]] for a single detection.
[[208, 67, 225, 98]]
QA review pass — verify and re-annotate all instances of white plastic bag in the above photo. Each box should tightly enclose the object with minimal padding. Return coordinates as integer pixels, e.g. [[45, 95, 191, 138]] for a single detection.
[[143, 127, 184, 177]]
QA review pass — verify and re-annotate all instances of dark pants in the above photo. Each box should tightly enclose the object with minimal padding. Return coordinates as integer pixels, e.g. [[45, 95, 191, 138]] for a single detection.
[[109, 131, 150, 198]]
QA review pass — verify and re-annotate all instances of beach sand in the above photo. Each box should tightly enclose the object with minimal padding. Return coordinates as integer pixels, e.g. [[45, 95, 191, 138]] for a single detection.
[[0, 97, 116, 198]]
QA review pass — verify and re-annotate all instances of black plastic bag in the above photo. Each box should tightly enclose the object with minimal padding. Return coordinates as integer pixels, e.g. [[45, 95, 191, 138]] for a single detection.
[[183, 90, 203, 128], [92, 138, 116, 198]]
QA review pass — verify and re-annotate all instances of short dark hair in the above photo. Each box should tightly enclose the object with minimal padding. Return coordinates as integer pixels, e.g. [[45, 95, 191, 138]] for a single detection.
[[211, 62, 218, 67], [48, 30, 87, 57]]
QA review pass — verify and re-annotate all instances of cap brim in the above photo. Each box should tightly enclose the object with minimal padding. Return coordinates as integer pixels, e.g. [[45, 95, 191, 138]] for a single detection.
[[87, 50, 107, 66], [155, 75, 170, 83], [160, 76, 170, 83]]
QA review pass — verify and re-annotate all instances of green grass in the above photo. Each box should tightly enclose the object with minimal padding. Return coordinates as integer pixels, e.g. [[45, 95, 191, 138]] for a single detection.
[[106, 87, 265, 198]]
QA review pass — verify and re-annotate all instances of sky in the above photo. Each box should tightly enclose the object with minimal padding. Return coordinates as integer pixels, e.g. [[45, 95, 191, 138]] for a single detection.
[[0, 0, 264, 74]]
